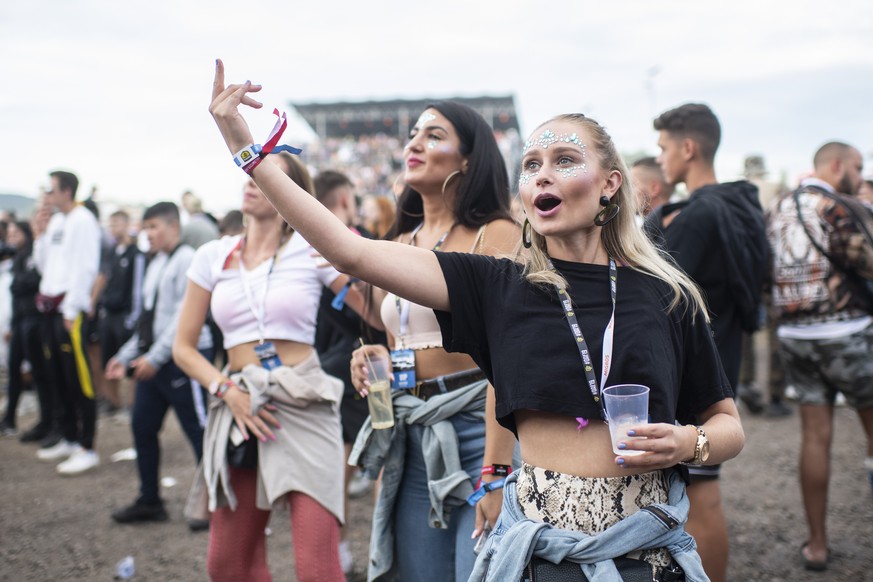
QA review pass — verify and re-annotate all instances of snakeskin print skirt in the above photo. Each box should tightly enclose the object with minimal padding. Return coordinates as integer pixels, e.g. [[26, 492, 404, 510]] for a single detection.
[[516, 462, 673, 568]]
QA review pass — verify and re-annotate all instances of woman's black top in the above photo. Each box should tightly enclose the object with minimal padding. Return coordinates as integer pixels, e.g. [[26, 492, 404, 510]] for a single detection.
[[433, 252, 732, 435], [9, 246, 40, 325]]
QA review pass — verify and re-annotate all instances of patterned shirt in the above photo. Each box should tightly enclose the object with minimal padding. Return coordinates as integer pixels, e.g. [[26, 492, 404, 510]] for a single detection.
[[766, 178, 873, 322]]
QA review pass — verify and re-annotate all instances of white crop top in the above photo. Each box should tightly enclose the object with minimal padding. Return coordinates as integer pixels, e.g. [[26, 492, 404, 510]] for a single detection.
[[380, 224, 488, 350], [187, 234, 341, 349]]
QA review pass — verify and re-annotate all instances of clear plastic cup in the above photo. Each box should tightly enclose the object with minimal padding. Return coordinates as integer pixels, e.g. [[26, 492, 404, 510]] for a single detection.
[[365, 356, 394, 429], [602, 384, 650, 456]]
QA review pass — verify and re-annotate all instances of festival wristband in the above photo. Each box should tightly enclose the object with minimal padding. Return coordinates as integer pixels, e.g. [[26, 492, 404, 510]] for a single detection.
[[466, 477, 506, 506], [481, 464, 512, 477], [232, 109, 304, 174], [233, 144, 263, 168], [331, 278, 359, 311], [208, 378, 234, 399]]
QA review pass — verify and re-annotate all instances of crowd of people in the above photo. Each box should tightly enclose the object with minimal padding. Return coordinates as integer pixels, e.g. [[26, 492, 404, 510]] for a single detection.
[[0, 62, 870, 582]]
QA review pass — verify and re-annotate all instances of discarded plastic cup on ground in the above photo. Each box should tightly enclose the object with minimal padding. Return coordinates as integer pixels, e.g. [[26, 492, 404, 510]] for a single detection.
[[602, 384, 650, 456], [365, 355, 394, 429], [114, 555, 135, 580]]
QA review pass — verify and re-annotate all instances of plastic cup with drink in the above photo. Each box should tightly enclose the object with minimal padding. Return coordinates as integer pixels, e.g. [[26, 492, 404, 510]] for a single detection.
[[361, 343, 394, 430], [602, 384, 649, 456]]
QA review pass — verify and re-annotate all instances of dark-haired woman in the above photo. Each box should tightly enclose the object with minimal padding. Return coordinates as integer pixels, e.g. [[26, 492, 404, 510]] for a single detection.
[[346, 102, 519, 581], [1, 222, 50, 437]]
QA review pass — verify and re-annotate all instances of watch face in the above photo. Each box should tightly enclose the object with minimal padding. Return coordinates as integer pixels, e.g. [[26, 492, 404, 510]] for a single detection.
[[699, 438, 711, 462]]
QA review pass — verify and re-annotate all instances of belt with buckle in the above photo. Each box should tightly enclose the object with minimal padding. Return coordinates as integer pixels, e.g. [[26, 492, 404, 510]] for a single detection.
[[408, 369, 486, 401]]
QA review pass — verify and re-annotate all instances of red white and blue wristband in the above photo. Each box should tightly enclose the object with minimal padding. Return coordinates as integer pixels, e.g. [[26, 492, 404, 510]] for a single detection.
[[233, 108, 303, 175]]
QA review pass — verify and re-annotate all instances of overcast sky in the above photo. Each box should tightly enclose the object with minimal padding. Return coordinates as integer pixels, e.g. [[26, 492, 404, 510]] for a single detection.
[[2, 1, 871, 215]]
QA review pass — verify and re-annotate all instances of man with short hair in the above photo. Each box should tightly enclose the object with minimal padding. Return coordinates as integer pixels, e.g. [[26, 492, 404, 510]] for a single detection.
[[98, 210, 146, 412], [646, 103, 768, 582], [313, 170, 384, 574], [766, 141, 873, 571], [106, 202, 213, 524], [630, 156, 674, 217], [32, 170, 102, 475]]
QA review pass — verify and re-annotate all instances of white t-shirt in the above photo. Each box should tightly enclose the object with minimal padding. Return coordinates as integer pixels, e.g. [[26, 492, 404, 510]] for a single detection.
[[34, 206, 101, 320], [187, 233, 342, 349]]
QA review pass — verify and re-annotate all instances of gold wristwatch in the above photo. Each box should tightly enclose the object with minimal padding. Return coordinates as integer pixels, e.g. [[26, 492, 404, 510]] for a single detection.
[[682, 425, 710, 466]]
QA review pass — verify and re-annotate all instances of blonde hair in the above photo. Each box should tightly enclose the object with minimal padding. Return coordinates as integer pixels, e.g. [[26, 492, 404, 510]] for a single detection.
[[518, 113, 708, 321]]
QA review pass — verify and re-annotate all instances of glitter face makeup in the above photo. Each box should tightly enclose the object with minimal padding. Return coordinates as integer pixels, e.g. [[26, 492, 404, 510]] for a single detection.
[[518, 170, 539, 186], [519, 128, 588, 185], [415, 112, 437, 129], [523, 130, 586, 153], [427, 140, 438, 150]]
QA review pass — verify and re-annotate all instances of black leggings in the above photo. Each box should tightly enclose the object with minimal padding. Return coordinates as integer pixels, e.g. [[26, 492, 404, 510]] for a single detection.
[[43, 312, 97, 449]]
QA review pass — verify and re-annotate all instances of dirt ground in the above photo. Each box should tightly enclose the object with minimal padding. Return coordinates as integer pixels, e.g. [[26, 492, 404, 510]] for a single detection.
[[1, 399, 872, 582]]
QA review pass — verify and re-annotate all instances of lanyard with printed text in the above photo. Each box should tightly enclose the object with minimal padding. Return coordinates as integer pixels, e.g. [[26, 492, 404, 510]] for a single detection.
[[551, 258, 617, 420], [238, 236, 285, 344], [394, 222, 453, 346]]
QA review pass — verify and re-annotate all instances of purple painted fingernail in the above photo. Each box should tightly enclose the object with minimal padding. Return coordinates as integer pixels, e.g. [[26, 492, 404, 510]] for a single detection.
[[627, 429, 636, 436], [617, 442, 627, 450], [616, 457, 625, 465]]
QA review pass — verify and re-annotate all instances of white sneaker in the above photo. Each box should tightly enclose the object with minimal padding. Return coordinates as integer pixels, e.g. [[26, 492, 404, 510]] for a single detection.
[[338, 540, 353, 574], [36, 439, 79, 462], [56, 448, 100, 475], [347, 469, 371, 499]]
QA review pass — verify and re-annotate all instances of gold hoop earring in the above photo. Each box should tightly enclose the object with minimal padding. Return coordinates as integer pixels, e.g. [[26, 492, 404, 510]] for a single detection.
[[522, 218, 533, 248], [441, 170, 462, 197], [392, 174, 406, 197]]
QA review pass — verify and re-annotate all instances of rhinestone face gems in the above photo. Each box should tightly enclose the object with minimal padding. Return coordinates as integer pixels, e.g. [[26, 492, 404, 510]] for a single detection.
[[518, 170, 539, 186], [520, 128, 588, 185], [523, 130, 586, 153], [556, 164, 587, 179]]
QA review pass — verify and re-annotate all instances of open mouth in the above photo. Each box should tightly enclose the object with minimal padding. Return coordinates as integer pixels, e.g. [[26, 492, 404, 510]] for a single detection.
[[534, 194, 562, 212]]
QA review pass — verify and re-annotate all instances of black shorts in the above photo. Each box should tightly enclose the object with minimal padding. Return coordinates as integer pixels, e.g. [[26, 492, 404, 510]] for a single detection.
[[84, 313, 101, 344], [340, 387, 370, 443], [99, 311, 135, 368]]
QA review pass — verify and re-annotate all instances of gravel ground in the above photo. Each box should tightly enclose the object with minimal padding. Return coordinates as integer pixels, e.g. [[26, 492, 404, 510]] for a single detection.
[[1, 400, 871, 581]]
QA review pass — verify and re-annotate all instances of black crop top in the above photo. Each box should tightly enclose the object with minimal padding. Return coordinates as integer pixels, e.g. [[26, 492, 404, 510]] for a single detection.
[[433, 252, 733, 435]]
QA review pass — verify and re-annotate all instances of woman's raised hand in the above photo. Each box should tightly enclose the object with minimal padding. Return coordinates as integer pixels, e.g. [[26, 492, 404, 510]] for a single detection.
[[209, 59, 264, 154]]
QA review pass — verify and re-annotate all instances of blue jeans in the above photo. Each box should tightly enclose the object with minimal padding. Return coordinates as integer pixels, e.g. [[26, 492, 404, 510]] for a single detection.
[[394, 411, 485, 581], [132, 351, 212, 504]]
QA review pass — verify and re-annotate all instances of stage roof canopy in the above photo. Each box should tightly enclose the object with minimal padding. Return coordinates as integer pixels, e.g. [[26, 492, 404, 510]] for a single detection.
[[290, 96, 519, 139]]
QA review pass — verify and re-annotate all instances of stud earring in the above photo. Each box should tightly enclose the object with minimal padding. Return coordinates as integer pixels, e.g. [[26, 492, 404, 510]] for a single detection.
[[599, 195, 610, 207]]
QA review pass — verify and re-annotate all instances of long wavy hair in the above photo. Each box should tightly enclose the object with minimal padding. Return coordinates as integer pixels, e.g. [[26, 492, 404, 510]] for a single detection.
[[519, 113, 708, 320], [388, 101, 511, 238]]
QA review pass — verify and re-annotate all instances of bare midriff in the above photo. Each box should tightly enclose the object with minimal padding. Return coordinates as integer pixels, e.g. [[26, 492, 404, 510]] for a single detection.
[[410, 347, 479, 381], [226, 339, 314, 371], [515, 410, 651, 478]]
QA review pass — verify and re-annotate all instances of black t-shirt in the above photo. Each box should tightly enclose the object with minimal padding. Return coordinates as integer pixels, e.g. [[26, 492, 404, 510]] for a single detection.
[[645, 181, 766, 389], [433, 252, 732, 435]]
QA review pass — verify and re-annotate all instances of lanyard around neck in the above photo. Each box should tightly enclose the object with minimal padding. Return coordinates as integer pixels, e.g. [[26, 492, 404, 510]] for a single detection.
[[238, 235, 285, 344], [550, 258, 617, 420], [395, 222, 453, 343]]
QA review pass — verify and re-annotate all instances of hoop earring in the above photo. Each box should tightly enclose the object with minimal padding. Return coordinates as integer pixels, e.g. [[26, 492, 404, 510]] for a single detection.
[[441, 170, 462, 197], [392, 176, 424, 218], [522, 218, 533, 248], [594, 203, 620, 226]]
